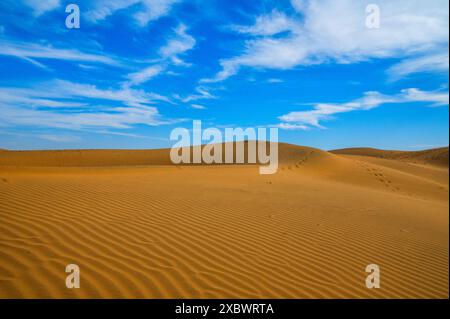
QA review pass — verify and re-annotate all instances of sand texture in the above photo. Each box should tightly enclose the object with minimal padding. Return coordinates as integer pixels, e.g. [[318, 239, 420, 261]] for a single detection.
[[0, 144, 448, 298]]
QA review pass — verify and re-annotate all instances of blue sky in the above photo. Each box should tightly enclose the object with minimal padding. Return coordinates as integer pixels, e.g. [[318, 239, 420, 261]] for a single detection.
[[0, 0, 448, 150]]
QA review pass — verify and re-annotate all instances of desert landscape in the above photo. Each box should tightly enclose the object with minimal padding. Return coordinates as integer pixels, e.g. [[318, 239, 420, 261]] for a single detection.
[[0, 143, 448, 299]]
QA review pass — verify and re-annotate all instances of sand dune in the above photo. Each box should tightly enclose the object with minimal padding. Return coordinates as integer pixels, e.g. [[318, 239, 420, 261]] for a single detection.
[[0, 142, 324, 167], [0, 143, 448, 298], [0, 148, 174, 167], [331, 147, 449, 167]]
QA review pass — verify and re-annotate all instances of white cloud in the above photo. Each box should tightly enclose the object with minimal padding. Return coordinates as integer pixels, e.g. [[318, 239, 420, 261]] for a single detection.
[[38, 134, 82, 143], [274, 123, 309, 130], [0, 80, 176, 130], [190, 104, 206, 109], [0, 88, 88, 108], [86, 0, 181, 27], [23, 0, 60, 16], [278, 88, 449, 129], [203, 0, 449, 82], [50, 80, 172, 106], [0, 105, 162, 130], [178, 86, 216, 103], [387, 52, 449, 80], [159, 24, 196, 63], [267, 78, 284, 83], [0, 40, 120, 67], [401, 88, 449, 106], [233, 10, 298, 36], [124, 23, 195, 86], [290, 0, 308, 13], [126, 64, 166, 86]]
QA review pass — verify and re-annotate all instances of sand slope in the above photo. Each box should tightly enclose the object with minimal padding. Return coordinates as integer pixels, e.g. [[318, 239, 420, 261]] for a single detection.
[[331, 147, 449, 167], [0, 144, 448, 298]]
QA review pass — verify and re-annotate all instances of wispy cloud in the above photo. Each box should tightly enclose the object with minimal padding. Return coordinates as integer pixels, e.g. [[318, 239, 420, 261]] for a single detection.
[[0, 39, 120, 67], [86, 0, 182, 27], [47, 80, 171, 107], [38, 134, 81, 143], [203, 0, 449, 82], [159, 24, 196, 65], [0, 80, 177, 130], [126, 64, 166, 86], [387, 52, 449, 81], [177, 86, 217, 103], [190, 104, 206, 109], [278, 88, 449, 130], [274, 123, 309, 130], [267, 78, 284, 84], [124, 23, 195, 86], [23, 0, 60, 16], [0, 87, 88, 108], [232, 10, 297, 36]]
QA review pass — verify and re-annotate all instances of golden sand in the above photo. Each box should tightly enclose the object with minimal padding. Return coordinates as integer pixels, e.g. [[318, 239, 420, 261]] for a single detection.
[[0, 144, 448, 298]]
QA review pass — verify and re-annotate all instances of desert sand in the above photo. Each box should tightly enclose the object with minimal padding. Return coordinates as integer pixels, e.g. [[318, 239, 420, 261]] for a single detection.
[[0, 143, 448, 298]]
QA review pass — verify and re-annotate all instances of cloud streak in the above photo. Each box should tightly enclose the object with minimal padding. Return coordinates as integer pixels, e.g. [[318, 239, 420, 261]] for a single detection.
[[178, 86, 216, 103], [0, 80, 177, 131], [0, 39, 120, 67], [232, 10, 297, 36], [387, 52, 449, 81], [278, 88, 449, 130], [126, 64, 166, 86], [159, 24, 196, 64], [86, 0, 182, 26], [23, 0, 60, 16]]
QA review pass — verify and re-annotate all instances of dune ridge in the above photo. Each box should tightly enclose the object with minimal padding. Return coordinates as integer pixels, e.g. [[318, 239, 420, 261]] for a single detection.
[[331, 147, 449, 168], [0, 143, 448, 298], [0, 142, 330, 167]]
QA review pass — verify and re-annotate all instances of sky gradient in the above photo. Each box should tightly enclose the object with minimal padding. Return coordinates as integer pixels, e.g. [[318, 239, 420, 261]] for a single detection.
[[0, 0, 448, 150]]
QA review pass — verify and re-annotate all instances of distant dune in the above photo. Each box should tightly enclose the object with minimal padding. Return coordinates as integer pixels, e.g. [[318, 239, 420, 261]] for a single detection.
[[0, 148, 174, 167], [0, 143, 448, 298], [331, 147, 449, 167], [2, 143, 446, 168], [0, 142, 331, 167]]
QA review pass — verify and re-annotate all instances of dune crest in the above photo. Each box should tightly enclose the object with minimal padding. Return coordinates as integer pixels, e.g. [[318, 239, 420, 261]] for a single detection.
[[0, 142, 344, 167], [331, 147, 449, 167]]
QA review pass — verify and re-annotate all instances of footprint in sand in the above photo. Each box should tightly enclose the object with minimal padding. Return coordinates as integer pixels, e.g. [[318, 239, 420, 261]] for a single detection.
[[365, 165, 401, 193]]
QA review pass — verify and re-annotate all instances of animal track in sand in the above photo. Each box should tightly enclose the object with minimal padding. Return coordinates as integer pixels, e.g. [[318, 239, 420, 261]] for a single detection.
[[357, 161, 400, 193]]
